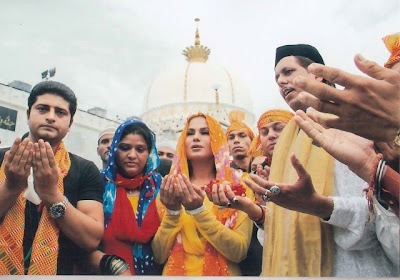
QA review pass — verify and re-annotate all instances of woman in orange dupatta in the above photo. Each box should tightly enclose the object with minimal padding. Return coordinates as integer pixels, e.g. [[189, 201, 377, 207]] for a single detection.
[[151, 113, 254, 276]]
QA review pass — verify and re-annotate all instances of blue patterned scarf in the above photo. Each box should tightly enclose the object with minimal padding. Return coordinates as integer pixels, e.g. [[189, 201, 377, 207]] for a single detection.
[[102, 120, 161, 275]]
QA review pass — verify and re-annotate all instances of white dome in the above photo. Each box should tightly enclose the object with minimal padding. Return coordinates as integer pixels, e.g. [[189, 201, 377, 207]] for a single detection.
[[141, 22, 255, 142], [144, 62, 253, 112]]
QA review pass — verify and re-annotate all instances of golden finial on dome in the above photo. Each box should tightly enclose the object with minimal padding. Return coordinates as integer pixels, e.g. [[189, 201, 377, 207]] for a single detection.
[[182, 18, 211, 63], [195, 18, 200, 46], [215, 88, 220, 105]]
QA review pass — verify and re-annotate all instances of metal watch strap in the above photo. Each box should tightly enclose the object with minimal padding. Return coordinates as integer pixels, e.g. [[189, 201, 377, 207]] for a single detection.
[[49, 195, 68, 218]]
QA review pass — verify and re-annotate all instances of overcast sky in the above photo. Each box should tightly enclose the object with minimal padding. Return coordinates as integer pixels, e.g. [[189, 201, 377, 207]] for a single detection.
[[1, 0, 399, 121]]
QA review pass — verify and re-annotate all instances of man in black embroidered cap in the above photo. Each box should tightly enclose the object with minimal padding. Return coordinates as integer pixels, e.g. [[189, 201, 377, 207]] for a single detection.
[[243, 44, 397, 277], [274, 44, 333, 112], [275, 44, 325, 66]]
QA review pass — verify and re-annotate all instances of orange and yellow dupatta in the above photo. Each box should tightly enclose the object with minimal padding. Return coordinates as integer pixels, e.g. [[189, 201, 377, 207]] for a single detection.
[[0, 142, 70, 275], [164, 113, 241, 276]]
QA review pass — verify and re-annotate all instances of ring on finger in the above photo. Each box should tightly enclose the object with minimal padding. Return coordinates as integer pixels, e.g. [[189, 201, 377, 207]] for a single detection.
[[270, 184, 280, 194], [231, 196, 239, 204], [261, 190, 270, 202]]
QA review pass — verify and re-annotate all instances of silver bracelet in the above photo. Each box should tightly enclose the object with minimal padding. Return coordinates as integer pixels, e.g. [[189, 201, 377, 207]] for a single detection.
[[166, 208, 182, 215], [375, 159, 384, 187], [376, 160, 386, 202], [186, 204, 205, 215]]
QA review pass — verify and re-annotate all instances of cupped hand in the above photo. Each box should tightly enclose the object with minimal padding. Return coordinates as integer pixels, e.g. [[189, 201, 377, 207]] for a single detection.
[[4, 137, 33, 193], [32, 140, 62, 204], [159, 175, 182, 211], [175, 174, 204, 211]]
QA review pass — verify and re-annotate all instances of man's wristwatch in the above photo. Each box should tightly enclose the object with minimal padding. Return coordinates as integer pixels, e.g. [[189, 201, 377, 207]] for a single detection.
[[49, 196, 68, 218]]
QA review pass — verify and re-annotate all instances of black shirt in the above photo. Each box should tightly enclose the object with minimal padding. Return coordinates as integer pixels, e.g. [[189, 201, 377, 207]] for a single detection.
[[230, 160, 263, 276], [0, 148, 104, 275]]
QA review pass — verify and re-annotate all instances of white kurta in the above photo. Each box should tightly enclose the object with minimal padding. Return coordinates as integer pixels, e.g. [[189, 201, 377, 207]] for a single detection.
[[325, 160, 399, 277], [257, 160, 399, 277]]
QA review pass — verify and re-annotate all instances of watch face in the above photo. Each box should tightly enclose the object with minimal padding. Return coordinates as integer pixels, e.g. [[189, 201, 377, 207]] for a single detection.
[[51, 203, 66, 218]]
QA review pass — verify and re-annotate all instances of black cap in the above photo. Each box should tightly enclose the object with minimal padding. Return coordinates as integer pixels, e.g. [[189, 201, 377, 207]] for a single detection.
[[275, 44, 325, 66]]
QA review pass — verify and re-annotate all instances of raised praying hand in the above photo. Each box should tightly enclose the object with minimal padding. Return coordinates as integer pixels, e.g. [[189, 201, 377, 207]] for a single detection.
[[293, 54, 400, 144]]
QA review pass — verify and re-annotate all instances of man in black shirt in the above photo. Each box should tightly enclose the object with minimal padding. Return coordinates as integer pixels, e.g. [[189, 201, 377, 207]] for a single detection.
[[0, 81, 104, 275]]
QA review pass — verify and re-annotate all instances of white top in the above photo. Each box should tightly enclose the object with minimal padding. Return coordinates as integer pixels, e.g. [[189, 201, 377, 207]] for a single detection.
[[374, 197, 399, 266], [324, 160, 398, 277], [257, 160, 399, 277]]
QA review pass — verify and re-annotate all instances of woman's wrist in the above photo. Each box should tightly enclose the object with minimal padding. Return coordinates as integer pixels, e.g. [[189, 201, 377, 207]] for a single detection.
[[247, 203, 264, 221], [186, 204, 205, 215], [166, 208, 182, 215]]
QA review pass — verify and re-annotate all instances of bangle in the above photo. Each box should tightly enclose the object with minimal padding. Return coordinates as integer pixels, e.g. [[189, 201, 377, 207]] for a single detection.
[[364, 153, 383, 220], [376, 160, 386, 204], [186, 204, 205, 215], [166, 208, 182, 215], [113, 260, 130, 275], [249, 204, 266, 224], [100, 254, 113, 275], [100, 255, 130, 275]]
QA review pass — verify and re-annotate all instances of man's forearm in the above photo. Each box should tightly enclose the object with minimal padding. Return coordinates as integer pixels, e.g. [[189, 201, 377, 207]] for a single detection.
[[54, 200, 104, 251]]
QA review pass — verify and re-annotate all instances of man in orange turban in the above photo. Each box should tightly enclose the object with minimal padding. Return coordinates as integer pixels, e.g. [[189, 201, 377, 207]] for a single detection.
[[248, 109, 294, 167], [226, 110, 255, 173], [226, 110, 261, 277]]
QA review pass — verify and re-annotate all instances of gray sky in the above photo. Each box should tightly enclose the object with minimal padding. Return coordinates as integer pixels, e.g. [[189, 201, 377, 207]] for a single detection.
[[1, 0, 399, 121]]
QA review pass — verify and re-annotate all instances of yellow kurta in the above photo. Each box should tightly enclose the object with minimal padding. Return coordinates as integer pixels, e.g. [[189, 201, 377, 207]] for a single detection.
[[152, 181, 254, 276], [261, 118, 334, 277]]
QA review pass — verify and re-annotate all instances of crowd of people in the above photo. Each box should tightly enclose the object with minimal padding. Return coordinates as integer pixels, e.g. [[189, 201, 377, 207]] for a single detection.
[[0, 32, 399, 276]]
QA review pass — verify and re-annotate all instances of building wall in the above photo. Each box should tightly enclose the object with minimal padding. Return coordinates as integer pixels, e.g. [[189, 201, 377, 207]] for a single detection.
[[0, 83, 121, 168]]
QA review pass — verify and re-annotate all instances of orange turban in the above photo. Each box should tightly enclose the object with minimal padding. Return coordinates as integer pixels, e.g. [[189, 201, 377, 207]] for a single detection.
[[383, 32, 400, 69], [248, 109, 294, 157], [225, 110, 255, 140], [170, 112, 233, 183]]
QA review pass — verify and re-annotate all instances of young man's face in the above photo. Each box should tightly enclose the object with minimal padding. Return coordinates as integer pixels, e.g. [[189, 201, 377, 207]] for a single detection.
[[227, 130, 252, 161], [27, 93, 72, 146], [250, 156, 266, 173], [157, 146, 175, 160], [97, 134, 114, 163], [274, 56, 318, 111]]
